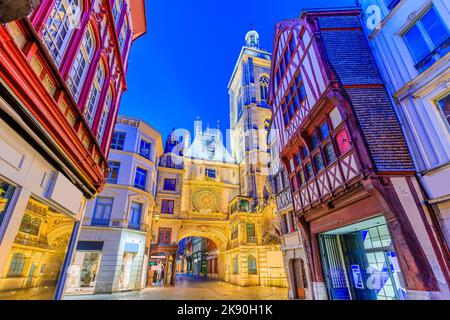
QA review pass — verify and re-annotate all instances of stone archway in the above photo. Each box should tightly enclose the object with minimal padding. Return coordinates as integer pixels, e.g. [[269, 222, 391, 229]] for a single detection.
[[177, 224, 229, 281]]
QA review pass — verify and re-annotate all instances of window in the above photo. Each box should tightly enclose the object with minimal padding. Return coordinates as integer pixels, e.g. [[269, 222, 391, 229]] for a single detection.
[[324, 143, 337, 164], [163, 179, 177, 191], [161, 199, 175, 214], [134, 167, 148, 190], [260, 75, 269, 102], [246, 223, 256, 243], [298, 170, 306, 187], [336, 130, 352, 155], [330, 107, 343, 130], [311, 132, 319, 150], [92, 197, 113, 226], [107, 161, 120, 184], [97, 90, 112, 144], [437, 93, 450, 127], [19, 214, 41, 235], [282, 71, 306, 126], [139, 139, 152, 160], [305, 162, 314, 181], [112, 0, 123, 25], [403, 7, 450, 71], [205, 169, 216, 179], [67, 27, 95, 100], [233, 256, 239, 274], [231, 224, 238, 240], [0, 179, 15, 226], [111, 131, 126, 150], [7, 253, 26, 278], [314, 154, 325, 172], [319, 122, 330, 140], [118, 18, 129, 52], [42, 0, 81, 65], [84, 63, 105, 125], [128, 202, 142, 230], [248, 256, 257, 274], [158, 228, 172, 244]]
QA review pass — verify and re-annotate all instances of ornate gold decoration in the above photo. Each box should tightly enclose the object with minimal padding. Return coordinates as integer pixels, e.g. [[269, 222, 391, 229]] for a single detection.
[[192, 189, 220, 213]]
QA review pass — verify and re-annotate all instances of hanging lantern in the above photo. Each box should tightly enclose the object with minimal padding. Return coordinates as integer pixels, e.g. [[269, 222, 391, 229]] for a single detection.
[[0, 0, 41, 24]]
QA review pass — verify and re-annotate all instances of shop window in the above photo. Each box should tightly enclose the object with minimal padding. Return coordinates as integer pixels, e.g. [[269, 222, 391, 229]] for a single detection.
[[139, 139, 153, 160], [107, 161, 121, 184], [336, 130, 352, 156], [158, 228, 172, 244], [305, 162, 314, 181], [163, 179, 177, 191], [92, 197, 113, 226], [437, 93, 450, 127], [0, 179, 15, 226], [161, 199, 174, 214], [248, 256, 257, 274], [128, 202, 142, 230], [0, 199, 75, 300], [134, 167, 148, 190], [324, 143, 337, 164], [403, 6, 450, 71], [314, 154, 325, 172], [111, 131, 126, 150]]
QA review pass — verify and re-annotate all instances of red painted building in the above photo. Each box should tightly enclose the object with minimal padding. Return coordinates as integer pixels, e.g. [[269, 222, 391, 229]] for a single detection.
[[269, 10, 449, 300], [0, 0, 146, 299]]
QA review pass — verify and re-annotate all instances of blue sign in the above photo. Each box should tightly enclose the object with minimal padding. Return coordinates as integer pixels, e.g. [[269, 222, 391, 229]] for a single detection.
[[351, 264, 364, 289]]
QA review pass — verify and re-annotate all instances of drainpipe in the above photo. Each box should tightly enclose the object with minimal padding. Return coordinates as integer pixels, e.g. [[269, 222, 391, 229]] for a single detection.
[[0, 0, 41, 23]]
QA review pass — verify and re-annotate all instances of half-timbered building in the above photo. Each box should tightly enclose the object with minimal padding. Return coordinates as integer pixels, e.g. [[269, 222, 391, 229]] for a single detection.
[[269, 9, 449, 300]]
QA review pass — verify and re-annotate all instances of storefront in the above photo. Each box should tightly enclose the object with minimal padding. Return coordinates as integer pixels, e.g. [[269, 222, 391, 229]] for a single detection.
[[65, 242, 103, 295], [318, 216, 407, 300], [149, 252, 167, 286]]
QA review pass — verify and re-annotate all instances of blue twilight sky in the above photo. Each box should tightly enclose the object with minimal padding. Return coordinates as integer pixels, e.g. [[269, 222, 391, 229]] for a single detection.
[[120, 0, 356, 141]]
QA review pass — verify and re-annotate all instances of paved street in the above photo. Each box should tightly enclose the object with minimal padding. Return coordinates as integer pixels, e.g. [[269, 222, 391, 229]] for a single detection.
[[65, 275, 288, 300]]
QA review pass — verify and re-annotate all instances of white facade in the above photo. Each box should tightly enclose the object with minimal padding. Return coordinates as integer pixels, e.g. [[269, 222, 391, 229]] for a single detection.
[[64, 115, 163, 295], [360, 0, 450, 256]]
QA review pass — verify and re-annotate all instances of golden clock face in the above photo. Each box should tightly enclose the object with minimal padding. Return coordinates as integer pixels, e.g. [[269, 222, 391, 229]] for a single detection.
[[192, 190, 220, 213]]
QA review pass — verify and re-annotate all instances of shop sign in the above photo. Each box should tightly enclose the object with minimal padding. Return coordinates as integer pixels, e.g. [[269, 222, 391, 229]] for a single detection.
[[351, 264, 364, 289]]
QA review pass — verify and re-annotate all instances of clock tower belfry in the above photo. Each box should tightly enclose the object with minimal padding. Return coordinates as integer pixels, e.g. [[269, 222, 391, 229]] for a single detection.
[[228, 29, 272, 206]]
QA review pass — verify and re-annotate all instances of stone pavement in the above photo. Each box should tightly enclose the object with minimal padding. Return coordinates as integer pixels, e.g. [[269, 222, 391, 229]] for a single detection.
[[65, 275, 288, 300]]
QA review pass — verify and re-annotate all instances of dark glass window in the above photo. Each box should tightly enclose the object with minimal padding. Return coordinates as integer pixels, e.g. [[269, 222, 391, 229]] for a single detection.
[[158, 227, 172, 244], [161, 199, 175, 214], [163, 178, 177, 191], [324, 143, 337, 163], [205, 169, 216, 179], [311, 133, 319, 150], [305, 162, 314, 180], [314, 154, 325, 172], [134, 167, 147, 190], [111, 131, 126, 150], [320, 122, 330, 140], [139, 139, 152, 160]]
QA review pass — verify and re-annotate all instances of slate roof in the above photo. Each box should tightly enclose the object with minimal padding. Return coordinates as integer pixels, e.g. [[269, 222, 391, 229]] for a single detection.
[[315, 13, 415, 172]]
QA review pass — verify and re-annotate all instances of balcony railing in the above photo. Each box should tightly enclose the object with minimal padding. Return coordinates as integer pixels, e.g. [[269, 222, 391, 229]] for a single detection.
[[246, 236, 258, 244], [91, 219, 110, 226], [415, 37, 450, 72], [128, 223, 141, 231]]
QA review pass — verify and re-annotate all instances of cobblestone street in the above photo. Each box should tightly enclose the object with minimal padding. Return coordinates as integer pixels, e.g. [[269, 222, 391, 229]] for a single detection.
[[65, 276, 288, 300]]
